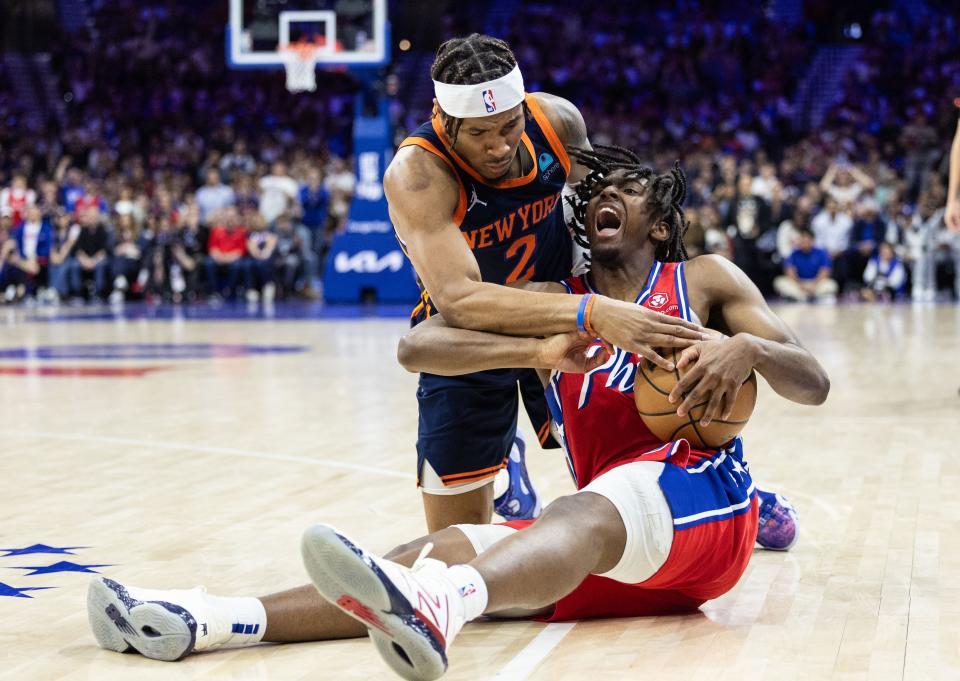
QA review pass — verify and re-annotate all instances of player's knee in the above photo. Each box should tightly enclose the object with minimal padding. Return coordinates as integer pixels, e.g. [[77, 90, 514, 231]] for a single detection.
[[538, 493, 620, 539]]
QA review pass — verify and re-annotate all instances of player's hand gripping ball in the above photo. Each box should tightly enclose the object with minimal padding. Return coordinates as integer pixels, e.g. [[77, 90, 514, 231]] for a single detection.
[[634, 347, 757, 449]]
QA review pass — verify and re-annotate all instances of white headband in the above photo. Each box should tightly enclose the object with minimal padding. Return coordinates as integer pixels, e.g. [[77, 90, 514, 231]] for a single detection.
[[433, 65, 525, 119]]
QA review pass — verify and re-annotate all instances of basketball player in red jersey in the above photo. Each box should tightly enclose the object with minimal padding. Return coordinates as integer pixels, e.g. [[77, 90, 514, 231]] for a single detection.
[[387, 34, 708, 532], [86, 152, 828, 677]]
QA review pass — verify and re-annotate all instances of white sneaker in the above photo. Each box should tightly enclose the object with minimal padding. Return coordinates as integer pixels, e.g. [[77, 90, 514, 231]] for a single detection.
[[171, 265, 186, 294], [263, 282, 276, 303], [245, 288, 260, 303], [301, 525, 465, 681], [86, 577, 262, 661], [38, 287, 59, 305]]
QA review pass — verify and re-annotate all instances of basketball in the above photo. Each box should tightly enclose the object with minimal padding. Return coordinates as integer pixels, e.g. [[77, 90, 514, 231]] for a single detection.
[[634, 348, 757, 449]]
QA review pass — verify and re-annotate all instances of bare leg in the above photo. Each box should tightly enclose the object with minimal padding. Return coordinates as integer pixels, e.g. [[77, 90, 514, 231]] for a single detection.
[[421, 482, 494, 534], [470, 493, 626, 613], [260, 526, 478, 642]]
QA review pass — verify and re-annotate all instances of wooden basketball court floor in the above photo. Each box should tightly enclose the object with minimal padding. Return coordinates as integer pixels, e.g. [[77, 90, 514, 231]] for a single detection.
[[0, 302, 958, 681]]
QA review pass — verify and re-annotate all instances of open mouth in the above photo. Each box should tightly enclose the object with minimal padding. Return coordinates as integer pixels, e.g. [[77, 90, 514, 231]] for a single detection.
[[595, 202, 624, 237]]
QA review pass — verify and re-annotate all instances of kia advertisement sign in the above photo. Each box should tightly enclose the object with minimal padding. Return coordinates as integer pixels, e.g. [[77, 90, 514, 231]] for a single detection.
[[322, 94, 419, 304]]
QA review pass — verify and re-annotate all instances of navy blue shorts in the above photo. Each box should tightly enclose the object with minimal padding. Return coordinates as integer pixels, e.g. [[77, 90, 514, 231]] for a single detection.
[[416, 368, 559, 488]]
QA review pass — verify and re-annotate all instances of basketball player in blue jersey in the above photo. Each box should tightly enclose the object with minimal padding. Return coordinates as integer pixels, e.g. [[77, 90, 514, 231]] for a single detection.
[[385, 34, 710, 532]]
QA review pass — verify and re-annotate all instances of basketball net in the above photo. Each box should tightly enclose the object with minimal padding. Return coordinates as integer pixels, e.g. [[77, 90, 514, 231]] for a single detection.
[[281, 40, 321, 93]]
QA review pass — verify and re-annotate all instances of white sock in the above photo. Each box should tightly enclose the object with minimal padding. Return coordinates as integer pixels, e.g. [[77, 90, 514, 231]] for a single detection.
[[198, 595, 267, 650], [445, 564, 488, 622]]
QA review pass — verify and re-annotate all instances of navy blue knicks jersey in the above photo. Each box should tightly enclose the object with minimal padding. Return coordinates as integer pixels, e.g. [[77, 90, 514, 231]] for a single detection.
[[399, 93, 573, 324]]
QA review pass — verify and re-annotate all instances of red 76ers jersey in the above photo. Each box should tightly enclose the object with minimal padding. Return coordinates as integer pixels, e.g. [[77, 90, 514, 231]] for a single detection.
[[545, 260, 705, 488]]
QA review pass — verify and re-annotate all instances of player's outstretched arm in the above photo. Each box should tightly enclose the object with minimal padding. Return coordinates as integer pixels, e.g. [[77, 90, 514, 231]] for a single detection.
[[398, 302, 611, 376], [670, 255, 830, 424], [385, 148, 708, 369]]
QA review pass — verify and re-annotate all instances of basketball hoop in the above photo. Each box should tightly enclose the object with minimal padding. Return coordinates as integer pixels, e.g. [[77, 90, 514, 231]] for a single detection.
[[281, 40, 321, 93]]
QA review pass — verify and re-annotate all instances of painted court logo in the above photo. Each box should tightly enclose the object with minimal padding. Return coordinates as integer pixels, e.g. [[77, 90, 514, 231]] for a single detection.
[[482, 89, 496, 113], [648, 292, 669, 309]]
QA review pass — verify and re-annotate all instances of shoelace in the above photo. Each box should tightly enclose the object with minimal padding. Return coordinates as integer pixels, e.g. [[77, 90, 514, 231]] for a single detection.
[[411, 541, 436, 571]]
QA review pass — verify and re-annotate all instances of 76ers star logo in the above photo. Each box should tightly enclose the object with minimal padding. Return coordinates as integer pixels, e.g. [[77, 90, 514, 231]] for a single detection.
[[648, 292, 669, 309], [482, 89, 496, 113]]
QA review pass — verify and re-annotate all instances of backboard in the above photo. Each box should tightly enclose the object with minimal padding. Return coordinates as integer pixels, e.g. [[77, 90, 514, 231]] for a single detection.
[[226, 0, 389, 69]]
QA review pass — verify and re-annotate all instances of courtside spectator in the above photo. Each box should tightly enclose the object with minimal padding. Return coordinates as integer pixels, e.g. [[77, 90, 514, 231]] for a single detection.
[[776, 197, 814, 260], [751, 162, 781, 203], [37, 180, 62, 216], [246, 219, 278, 303], [70, 207, 111, 300], [110, 214, 143, 303], [905, 194, 944, 302], [811, 197, 854, 286], [845, 200, 884, 291], [324, 157, 355, 233], [861, 242, 906, 301], [48, 212, 79, 301], [196, 169, 236, 226], [728, 172, 776, 293], [299, 167, 329, 265], [819, 161, 875, 209], [75, 179, 108, 216], [113, 186, 144, 227], [258, 162, 299, 226], [274, 213, 310, 298], [774, 228, 838, 303], [1, 174, 37, 225], [59, 168, 85, 214], [219, 140, 256, 182], [206, 207, 248, 300], [2, 205, 52, 301]]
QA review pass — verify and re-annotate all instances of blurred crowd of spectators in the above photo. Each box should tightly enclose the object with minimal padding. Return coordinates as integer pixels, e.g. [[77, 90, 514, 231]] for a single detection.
[[2, 1, 959, 305], [668, 7, 960, 303], [0, 0, 358, 304]]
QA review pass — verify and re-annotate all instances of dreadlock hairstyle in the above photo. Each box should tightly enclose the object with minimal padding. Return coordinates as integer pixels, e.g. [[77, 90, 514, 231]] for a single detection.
[[430, 34, 524, 145], [566, 145, 690, 263]]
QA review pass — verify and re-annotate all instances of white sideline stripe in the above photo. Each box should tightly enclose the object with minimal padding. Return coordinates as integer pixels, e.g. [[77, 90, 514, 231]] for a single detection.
[[492, 622, 575, 680], [0, 429, 413, 480]]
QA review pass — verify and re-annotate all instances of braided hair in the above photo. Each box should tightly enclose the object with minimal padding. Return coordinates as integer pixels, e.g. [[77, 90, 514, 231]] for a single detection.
[[430, 33, 521, 144], [566, 145, 690, 263]]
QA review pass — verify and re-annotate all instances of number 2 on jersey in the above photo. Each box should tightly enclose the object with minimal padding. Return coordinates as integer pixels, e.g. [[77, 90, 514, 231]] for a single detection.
[[505, 234, 536, 283]]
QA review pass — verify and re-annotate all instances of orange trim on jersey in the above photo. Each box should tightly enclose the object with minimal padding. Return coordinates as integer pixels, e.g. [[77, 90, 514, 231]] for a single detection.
[[537, 420, 551, 445], [439, 462, 507, 483], [430, 113, 539, 190], [398, 137, 468, 226], [525, 94, 571, 176], [439, 467, 506, 487], [410, 290, 432, 320]]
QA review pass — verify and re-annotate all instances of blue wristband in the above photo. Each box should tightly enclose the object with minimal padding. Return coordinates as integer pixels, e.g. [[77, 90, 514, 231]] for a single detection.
[[576, 294, 592, 334]]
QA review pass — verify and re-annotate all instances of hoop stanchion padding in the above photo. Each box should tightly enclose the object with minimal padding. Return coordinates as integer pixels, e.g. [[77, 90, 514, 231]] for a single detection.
[[322, 93, 419, 304]]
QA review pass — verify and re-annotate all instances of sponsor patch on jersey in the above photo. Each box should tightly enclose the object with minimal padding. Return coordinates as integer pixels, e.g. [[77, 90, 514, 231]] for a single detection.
[[648, 292, 670, 309], [538, 152, 561, 181]]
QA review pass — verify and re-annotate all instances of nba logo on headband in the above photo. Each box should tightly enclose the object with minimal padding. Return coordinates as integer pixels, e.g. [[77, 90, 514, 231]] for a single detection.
[[482, 89, 496, 113], [434, 66, 523, 118]]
